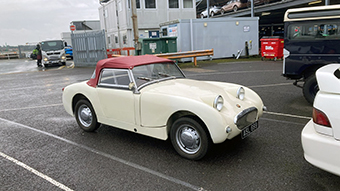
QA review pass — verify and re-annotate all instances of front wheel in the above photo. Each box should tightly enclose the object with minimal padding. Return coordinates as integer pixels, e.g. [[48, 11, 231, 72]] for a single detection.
[[75, 99, 100, 132], [233, 6, 238, 12], [303, 75, 319, 104], [170, 117, 211, 160]]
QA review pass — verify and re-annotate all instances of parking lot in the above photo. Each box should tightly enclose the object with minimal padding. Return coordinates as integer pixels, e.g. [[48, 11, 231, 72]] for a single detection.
[[0, 58, 339, 191]]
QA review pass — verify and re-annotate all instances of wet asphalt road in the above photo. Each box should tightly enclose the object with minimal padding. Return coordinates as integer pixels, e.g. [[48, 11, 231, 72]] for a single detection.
[[0, 58, 339, 191]]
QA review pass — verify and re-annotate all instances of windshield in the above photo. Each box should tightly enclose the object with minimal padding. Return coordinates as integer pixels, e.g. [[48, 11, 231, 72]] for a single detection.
[[132, 63, 185, 87], [41, 41, 64, 51]]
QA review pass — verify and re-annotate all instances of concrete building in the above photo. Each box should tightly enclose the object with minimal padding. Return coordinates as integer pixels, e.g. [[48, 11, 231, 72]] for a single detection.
[[98, 0, 196, 49]]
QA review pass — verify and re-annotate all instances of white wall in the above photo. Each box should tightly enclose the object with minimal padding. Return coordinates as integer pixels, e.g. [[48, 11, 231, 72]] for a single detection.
[[99, 0, 196, 49]]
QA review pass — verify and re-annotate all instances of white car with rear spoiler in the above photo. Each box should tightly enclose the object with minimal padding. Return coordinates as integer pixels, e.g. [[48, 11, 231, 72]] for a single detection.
[[302, 64, 340, 176]]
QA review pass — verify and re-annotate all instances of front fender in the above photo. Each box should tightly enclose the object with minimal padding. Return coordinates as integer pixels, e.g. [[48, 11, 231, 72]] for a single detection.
[[140, 93, 230, 143]]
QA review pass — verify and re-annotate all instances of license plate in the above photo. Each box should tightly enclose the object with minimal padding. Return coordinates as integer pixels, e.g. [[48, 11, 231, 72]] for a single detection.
[[241, 121, 259, 139]]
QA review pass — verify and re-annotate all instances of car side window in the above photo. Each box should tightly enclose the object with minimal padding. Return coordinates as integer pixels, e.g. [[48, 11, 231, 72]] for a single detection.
[[98, 69, 131, 89]]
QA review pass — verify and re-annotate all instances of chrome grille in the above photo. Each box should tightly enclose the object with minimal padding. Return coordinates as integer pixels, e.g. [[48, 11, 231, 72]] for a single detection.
[[234, 107, 258, 130]]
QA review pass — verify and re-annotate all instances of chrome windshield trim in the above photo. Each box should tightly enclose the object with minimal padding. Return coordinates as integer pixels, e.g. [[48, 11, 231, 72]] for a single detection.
[[136, 76, 177, 92]]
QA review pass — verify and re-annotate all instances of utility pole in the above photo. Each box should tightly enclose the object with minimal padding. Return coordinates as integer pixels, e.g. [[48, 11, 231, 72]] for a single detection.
[[131, 0, 140, 54], [115, 0, 122, 49], [325, 0, 330, 5], [251, 0, 254, 17], [207, 0, 210, 18], [100, 2, 108, 49]]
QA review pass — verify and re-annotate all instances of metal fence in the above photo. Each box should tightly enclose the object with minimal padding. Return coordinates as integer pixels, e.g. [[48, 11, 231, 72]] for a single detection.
[[71, 30, 107, 67], [18, 45, 36, 58]]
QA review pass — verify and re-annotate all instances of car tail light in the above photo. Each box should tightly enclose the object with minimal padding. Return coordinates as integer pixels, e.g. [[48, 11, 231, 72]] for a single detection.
[[313, 108, 331, 127], [62, 87, 65, 91]]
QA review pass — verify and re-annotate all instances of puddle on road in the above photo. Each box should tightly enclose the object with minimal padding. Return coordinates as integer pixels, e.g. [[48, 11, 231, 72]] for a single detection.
[[0, 59, 72, 74], [0, 59, 39, 74]]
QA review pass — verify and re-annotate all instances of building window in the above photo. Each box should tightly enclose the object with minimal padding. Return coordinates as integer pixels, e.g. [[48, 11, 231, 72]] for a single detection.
[[145, 0, 156, 8], [128, 0, 141, 9], [123, 35, 127, 44], [169, 0, 179, 8], [162, 28, 168, 37], [183, 0, 193, 8]]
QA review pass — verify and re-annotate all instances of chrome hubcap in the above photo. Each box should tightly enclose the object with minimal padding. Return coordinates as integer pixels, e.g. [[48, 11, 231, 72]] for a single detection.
[[78, 105, 92, 127], [176, 125, 200, 154]]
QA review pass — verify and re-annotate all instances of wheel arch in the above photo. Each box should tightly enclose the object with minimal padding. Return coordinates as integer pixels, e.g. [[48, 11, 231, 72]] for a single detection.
[[302, 64, 324, 80], [166, 110, 212, 141], [72, 94, 91, 114]]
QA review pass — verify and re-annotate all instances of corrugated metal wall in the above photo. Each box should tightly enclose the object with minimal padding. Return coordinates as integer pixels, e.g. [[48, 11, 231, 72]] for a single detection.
[[71, 30, 107, 67]]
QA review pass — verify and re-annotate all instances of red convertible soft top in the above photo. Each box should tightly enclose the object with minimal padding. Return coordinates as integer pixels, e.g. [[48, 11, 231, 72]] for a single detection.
[[87, 55, 174, 87]]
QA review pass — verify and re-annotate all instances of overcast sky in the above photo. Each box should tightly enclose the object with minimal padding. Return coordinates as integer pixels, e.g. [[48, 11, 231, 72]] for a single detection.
[[0, 0, 100, 46]]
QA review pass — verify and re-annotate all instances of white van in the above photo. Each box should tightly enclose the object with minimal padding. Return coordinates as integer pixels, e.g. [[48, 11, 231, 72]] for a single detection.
[[40, 40, 67, 66]]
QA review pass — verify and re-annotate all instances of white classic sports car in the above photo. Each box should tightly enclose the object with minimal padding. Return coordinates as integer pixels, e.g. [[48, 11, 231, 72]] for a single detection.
[[302, 64, 340, 175], [62, 55, 265, 160]]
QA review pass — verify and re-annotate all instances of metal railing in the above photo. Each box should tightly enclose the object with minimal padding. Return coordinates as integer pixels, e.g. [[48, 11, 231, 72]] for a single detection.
[[155, 49, 214, 66], [0, 52, 20, 59], [107, 47, 135, 58]]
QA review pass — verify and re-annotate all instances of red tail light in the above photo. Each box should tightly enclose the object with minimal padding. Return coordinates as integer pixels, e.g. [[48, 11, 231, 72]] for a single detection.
[[313, 108, 331, 127], [62, 87, 65, 91]]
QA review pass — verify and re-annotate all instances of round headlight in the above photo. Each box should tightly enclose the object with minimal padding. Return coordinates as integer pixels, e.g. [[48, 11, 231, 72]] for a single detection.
[[213, 95, 224, 111], [43, 57, 48, 61], [237, 87, 245, 100]]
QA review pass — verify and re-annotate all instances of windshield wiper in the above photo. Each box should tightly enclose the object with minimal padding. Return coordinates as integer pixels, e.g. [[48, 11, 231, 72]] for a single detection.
[[138, 76, 152, 81], [158, 72, 173, 77]]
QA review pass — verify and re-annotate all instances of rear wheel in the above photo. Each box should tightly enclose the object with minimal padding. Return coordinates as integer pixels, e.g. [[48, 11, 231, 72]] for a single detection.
[[303, 75, 319, 104], [170, 117, 211, 160], [75, 99, 100, 132]]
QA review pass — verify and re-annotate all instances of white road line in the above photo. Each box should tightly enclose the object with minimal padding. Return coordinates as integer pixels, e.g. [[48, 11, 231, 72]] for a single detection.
[[261, 118, 307, 126], [0, 118, 203, 191], [0, 104, 63, 112], [249, 83, 292, 88], [0, 151, 74, 191], [264, 111, 311, 120], [67, 63, 75, 68]]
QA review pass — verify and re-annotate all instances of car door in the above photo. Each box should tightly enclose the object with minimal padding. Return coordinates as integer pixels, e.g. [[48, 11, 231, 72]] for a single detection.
[[96, 68, 136, 126]]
